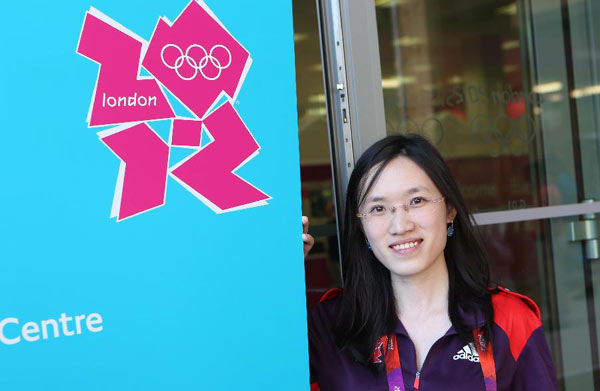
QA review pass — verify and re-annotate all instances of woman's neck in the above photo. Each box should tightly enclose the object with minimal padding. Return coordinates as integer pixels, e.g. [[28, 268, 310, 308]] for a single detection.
[[392, 258, 450, 317]]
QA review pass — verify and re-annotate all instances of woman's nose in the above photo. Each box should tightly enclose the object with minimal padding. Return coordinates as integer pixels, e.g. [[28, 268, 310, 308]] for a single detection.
[[388, 207, 415, 235]]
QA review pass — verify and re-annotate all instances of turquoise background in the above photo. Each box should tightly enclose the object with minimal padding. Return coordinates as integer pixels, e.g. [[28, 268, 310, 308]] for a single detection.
[[0, 1, 308, 389]]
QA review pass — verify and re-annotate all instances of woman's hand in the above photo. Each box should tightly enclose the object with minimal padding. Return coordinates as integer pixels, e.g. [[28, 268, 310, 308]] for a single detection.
[[302, 216, 315, 258]]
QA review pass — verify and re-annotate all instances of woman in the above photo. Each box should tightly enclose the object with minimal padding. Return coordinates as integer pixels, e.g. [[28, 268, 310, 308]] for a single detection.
[[304, 134, 557, 390]]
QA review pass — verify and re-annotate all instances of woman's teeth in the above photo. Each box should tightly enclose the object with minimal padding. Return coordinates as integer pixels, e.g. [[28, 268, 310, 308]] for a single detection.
[[392, 241, 419, 250]]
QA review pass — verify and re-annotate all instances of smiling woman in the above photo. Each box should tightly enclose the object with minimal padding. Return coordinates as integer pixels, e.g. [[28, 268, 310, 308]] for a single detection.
[[307, 134, 558, 391], [358, 157, 455, 283]]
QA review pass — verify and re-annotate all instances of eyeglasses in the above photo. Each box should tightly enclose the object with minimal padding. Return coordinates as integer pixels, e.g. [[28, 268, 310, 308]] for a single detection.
[[357, 196, 445, 225]]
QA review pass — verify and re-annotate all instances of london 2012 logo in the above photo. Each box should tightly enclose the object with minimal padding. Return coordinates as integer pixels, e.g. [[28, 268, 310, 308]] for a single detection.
[[76, 1, 269, 221]]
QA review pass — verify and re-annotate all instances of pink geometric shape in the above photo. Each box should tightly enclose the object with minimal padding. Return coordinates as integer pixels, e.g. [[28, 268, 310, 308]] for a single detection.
[[170, 102, 270, 212], [142, 0, 252, 119], [77, 8, 175, 127], [99, 123, 170, 221], [171, 119, 203, 147]]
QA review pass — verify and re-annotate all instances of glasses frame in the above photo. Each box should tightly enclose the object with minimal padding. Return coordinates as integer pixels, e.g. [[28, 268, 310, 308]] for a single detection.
[[356, 196, 446, 220]]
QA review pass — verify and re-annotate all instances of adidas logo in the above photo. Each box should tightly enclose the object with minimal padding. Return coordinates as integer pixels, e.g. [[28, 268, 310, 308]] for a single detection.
[[452, 343, 480, 362]]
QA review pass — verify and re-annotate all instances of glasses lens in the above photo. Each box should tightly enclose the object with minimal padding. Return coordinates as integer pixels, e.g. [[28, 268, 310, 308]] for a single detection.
[[364, 208, 387, 224], [408, 198, 440, 217], [361, 198, 442, 223]]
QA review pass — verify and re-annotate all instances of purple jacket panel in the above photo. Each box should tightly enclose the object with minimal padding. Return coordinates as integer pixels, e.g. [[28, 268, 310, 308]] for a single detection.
[[308, 295, 558, 391]]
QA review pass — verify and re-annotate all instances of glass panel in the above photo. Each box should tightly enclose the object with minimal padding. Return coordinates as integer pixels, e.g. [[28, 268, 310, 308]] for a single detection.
[[481, 215, 600, 390], [568, 0, 600, 200], [374, 1, 600, 390], [566, 1, 600, 387], [292, 0, 342, 308], [483, 212, 600, 391], [374, 0, 581, 212]]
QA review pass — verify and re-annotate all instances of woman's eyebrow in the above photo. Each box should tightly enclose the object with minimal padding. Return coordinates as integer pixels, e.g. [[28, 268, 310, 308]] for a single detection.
[[364, 186, 431, 203], [364, 196, 386, 203], [404, 186, 429, 195]]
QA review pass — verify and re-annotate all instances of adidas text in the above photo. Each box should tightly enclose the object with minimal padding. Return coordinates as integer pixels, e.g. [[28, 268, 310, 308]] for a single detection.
[[453, 344, 480, 362]]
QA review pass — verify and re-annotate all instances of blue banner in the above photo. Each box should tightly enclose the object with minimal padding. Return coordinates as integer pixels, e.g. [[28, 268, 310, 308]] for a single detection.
[[0, 1, 308, 389]]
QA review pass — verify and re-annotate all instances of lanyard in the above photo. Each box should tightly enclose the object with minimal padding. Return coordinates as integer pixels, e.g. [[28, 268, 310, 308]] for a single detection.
[[378, 328, 497, 391]]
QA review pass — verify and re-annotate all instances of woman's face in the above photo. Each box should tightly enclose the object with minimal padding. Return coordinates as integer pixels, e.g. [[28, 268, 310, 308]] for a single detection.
[[359, 156, 456, 280]]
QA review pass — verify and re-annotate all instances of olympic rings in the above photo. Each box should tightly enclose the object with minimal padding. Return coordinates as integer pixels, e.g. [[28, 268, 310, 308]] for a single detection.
[[387, 113, 537, 156], [469, 114, 537, 156], [160, 43, 232, 81]]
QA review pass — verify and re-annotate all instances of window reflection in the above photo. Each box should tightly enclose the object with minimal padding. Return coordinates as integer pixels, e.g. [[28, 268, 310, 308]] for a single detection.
[[376, 0, 552, 212]]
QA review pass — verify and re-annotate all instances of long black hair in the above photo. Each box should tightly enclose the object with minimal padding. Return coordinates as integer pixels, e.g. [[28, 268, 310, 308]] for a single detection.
[[334, 134, 493, 369]]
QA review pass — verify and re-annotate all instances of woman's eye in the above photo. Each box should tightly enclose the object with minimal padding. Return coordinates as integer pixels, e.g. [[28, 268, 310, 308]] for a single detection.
[[370, 205, 386, 213], [410, 196, 427, 206]]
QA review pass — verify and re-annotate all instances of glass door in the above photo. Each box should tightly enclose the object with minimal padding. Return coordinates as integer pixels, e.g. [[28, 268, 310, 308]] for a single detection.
[[537, 0, 600, 388], [319, 0, 600, 389], [370, 0, 600, 389], [292, 0, 343, 308]]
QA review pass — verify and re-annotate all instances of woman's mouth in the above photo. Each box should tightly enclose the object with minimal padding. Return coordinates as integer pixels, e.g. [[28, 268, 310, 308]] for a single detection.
[[389, 239, 423, 254]]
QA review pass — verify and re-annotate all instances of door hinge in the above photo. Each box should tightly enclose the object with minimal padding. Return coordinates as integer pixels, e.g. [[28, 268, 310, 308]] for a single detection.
[[568, 199, 600, 260]]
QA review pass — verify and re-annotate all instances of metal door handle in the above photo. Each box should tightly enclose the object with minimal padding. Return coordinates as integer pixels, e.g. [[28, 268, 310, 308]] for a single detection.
[[568, 199, 600, 259]]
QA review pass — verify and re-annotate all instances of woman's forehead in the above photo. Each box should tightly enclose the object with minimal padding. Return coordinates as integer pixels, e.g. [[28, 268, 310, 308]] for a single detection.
[[362, 156, 438, 199]]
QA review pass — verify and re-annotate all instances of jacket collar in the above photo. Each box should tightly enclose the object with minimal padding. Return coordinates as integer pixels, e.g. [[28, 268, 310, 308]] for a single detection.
[[392, 304, 486, 337]]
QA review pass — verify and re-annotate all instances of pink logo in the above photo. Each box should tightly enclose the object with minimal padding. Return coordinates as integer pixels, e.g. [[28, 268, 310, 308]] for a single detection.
[[171, 102, 269, 212], [171, 119, 203, 148], [143, 1, 251, 118], [99, 123, 170, 221], [77, 2, 269, 221], [77, 10, 175, 127]]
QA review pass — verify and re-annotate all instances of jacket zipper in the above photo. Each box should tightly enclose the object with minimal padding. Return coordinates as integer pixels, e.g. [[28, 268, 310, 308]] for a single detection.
[[412, 330, 455, 390], [413, 371, 420, 390]]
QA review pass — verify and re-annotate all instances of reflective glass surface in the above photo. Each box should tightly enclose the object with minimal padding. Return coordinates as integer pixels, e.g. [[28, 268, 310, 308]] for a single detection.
[[481, 215, 600, 390], [375, 0, 583, 212], [376, 1, 600, 390]]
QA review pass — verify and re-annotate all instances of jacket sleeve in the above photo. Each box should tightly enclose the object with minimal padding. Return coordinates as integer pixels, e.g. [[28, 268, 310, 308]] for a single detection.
[[511, 327, 558, 391], [492, 287, 558, 391]]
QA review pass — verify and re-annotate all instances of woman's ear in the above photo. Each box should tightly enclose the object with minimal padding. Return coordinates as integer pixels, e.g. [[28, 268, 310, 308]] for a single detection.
[[446, 205, 457, 223]]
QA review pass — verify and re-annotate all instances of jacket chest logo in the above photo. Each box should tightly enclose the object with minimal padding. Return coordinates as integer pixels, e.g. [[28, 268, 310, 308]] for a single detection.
[[452, 343, 480, 362]]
